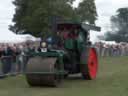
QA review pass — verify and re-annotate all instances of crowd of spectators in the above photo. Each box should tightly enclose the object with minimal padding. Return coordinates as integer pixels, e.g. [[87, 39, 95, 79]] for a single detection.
[[0, 41, 128, 78], [0, 43, 36, 77], [94, 42, 128, 57]]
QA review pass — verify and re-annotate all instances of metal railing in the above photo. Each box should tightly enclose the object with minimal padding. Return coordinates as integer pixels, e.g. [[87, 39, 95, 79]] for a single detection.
[[0, 55, 28, 78], [95, 47, 128, 57]]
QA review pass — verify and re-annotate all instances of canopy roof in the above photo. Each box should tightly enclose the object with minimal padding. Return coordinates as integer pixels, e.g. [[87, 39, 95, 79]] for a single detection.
[[0, 32, 38, 43]]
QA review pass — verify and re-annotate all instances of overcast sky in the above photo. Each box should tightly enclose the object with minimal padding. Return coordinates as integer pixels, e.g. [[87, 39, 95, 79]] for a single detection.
[[0, 0, 128, 42]]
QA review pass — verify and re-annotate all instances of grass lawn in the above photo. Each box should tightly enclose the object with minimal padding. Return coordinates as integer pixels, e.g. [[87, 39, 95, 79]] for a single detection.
[[0, 56, 128, 96]]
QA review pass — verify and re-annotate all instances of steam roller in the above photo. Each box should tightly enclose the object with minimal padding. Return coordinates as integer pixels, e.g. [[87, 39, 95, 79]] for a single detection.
[[25, 22, 101, 87]]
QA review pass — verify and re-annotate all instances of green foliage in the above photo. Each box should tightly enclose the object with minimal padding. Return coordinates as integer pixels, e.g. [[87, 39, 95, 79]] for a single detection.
[[76, 0, 97, 24], [10, 0, 97, 37], [104, 8, 128, 42]]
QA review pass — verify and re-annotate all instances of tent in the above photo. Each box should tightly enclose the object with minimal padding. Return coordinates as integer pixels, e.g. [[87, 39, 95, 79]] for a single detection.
[[16, 34, 38, 41], [100, 40, 117, 45], [0, 33, 24, 43], [0, 31, 39, 43]]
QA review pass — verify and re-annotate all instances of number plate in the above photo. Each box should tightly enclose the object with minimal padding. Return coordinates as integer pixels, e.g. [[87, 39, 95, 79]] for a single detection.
[[41, 48, 47, 52]]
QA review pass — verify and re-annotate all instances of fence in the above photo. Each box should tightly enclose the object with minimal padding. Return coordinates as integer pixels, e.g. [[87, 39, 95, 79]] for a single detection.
[[0, 44, 128, 78], [95, 46, 128, 57], [0, 55, 28, 78]]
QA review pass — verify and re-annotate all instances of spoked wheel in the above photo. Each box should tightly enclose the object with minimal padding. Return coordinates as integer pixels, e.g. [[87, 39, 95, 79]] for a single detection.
[[81, 48, 98, 80], [25, 56, 63, 87]]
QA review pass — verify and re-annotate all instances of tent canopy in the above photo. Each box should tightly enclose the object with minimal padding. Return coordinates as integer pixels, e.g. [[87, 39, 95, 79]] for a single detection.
[[0, 32, 38, 43]]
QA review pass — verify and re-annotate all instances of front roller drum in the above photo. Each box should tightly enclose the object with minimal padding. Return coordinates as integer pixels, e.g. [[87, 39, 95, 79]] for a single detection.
[[25, 57, 62, 87], [81, 48, 98, 80]]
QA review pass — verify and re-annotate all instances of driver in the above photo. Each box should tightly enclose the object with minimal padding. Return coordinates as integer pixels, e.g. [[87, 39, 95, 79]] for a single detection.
[[51, 31, 63, 49]]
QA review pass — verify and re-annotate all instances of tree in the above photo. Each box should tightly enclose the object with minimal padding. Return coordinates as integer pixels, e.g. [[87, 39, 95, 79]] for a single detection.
[[104, 8, 128, 42], [76, 0, 97, 24], [10, 0, 97, 37]]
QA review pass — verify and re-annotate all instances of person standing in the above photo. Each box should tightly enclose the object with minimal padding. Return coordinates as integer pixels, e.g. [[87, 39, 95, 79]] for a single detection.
[[1, 45, 14, 75], [0, 46, 4, 77]]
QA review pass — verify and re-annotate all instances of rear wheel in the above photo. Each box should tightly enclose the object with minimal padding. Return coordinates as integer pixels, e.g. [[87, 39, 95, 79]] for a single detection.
[[81, 48, 98, 80]]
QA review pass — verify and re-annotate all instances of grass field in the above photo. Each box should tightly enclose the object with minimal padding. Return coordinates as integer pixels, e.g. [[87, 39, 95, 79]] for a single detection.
[[0, 56, 128, 96]]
